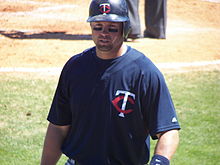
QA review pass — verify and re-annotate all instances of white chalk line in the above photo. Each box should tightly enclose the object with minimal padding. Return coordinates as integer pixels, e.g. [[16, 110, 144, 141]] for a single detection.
[[156, 60, 220, 69], [0, 60, 219, 75], [0, 4, 79, 21], [202, 0, 220, 3], [0, 0, 81, 21], [0, 67, 61, 73]]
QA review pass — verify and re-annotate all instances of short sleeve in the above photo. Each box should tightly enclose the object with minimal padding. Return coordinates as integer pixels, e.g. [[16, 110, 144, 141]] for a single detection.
[[141, 70, 180, 139], [47, 62, 72, 125]]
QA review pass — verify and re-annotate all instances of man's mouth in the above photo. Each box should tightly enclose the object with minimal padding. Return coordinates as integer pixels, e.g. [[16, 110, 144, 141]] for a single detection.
[[99, 39, 110, 43], [101, 40, 109, 42]]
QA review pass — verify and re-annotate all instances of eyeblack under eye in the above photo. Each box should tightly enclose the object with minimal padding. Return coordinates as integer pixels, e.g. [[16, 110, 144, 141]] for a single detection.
[[93, 27, 102, 31], [108, 29, 118, 32]]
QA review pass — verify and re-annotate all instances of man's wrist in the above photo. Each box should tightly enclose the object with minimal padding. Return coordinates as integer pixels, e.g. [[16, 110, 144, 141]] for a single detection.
[[149, 154, 170, 165]]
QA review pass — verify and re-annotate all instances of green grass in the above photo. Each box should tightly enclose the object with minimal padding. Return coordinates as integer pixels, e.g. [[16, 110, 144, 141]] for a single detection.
[[163, 70, 220, 164], [0, 70, 219, 165], [0, 75, 66, 165]]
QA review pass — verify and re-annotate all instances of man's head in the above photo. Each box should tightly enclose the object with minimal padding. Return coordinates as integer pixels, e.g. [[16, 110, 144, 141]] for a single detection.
[[87, 0, 130, 39], [90, 21, 123, 54]]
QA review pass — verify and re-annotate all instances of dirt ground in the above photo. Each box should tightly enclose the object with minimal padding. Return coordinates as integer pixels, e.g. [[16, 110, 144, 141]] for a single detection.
[[0, 0, 220, 72]]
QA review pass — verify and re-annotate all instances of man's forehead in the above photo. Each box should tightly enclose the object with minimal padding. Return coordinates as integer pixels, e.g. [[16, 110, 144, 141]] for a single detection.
[[91, 21, 122, 26]]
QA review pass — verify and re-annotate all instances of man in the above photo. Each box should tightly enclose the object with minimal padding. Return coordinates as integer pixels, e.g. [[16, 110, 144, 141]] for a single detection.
[[125, 0, 142, 40], [126, 0, 167, 40], [40, 0, 180, 164]]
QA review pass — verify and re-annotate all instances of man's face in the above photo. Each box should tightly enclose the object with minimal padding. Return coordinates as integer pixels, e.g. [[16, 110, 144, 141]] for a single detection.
[[91, 21, 124, 52]]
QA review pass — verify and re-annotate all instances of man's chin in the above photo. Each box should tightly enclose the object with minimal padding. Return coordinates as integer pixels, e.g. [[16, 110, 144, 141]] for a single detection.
[[97, 45, 113, 52]]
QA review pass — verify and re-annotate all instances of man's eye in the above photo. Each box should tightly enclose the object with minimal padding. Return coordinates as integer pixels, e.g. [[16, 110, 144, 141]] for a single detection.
[[93, 27, 102, 31], [93, 27, 119, 33], [109, 28, 118, 32]]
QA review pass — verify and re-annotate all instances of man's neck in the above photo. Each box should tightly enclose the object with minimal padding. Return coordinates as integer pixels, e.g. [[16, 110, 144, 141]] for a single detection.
[[96, 44, 127, 60]]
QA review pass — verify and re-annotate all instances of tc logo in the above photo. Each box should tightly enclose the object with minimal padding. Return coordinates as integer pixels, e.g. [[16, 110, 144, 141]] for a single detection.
[[112, 90, 135, 117], [99, 3, 111, 15]]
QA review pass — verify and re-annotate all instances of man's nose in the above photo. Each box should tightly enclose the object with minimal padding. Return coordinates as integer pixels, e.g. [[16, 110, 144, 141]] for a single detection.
[[101, 26, 110, 34]]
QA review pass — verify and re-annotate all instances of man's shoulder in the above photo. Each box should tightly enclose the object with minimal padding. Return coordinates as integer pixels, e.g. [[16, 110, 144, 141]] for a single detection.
[[61, 47, 95, 75], [127, 47, 145, 58], [127, 47, 157, 70], [127, 47, 151, 63], [68, 47, 95, 64]]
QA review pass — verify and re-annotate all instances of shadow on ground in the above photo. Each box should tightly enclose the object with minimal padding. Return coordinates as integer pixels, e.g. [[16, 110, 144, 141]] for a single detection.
[[0, 30, 92, 40]]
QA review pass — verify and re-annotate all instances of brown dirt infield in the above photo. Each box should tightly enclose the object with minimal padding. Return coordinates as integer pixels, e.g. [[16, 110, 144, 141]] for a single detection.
[[0, 0, 220, 73]]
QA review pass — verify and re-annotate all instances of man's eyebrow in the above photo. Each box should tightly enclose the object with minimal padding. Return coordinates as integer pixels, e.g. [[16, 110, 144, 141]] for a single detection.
[[109, 24, 118, 27], [93, 23, 102, 26]]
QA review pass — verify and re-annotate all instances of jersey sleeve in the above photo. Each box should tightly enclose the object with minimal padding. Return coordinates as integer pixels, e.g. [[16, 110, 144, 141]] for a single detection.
[[47, 59, 73, 126], [47, 48, 94, 126], [141, 68, 180, 139]]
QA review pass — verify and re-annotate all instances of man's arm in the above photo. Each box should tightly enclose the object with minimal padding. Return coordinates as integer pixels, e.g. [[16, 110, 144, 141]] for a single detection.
[[150, 129, 179, 165], [155, 129, 179, 159], [41, 123, 70, 165]]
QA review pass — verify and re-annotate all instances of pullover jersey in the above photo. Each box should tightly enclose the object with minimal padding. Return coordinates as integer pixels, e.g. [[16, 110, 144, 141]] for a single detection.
[[47, 46, 180, 165]]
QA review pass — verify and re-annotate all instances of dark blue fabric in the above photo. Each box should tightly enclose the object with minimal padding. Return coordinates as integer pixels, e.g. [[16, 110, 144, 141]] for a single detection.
[[47, 46, 180, 165], [150, 154, 170, 165]]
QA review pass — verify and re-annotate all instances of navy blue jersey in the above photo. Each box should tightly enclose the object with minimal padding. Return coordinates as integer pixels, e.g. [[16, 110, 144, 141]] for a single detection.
[[47, 46, 180, 165]]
